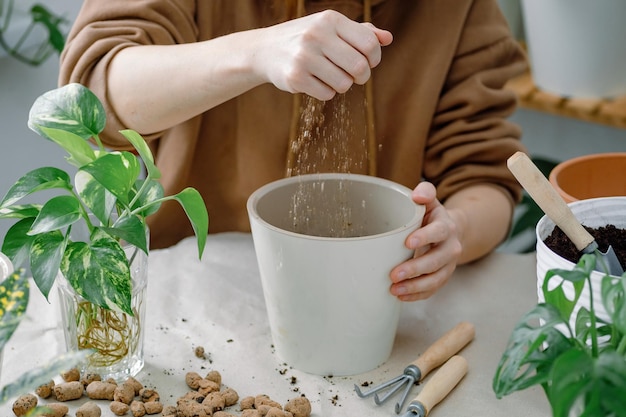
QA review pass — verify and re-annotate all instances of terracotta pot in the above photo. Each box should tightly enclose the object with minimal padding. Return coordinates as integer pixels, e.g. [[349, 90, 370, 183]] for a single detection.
[[549, 152, 626, 203]]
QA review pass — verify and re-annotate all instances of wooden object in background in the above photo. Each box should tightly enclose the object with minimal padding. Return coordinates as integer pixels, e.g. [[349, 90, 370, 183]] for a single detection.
[[505, 71, 626, 130]]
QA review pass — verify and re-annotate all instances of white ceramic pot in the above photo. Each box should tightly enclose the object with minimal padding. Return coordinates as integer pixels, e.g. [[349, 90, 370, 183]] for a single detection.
[[247, 173, 425, 376], [536, 197, 626, 330], [521, 0, 626, 98]]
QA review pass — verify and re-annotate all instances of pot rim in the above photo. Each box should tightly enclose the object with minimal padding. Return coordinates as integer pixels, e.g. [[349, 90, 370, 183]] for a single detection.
[[549, 152, 626, 203], [247, 173, 425, 242], [535, 196, 626, 275]]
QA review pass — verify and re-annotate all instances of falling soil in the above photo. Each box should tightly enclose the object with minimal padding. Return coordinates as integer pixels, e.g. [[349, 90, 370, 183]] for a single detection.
[[543, 224, 626, 270], [288, 89, 369, 238]]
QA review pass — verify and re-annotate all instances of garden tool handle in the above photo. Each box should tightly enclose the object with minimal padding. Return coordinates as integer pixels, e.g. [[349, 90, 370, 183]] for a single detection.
[[507, 151, 595, 252], [406, 355, 468, 417], [411, 321, 474, 380]]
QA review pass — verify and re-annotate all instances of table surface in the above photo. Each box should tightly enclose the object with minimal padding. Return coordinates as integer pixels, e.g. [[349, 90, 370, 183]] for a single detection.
[[0, 232, 550, 416]]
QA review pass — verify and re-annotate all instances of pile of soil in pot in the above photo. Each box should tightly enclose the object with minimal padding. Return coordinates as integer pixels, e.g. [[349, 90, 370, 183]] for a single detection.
[[544, 224, 626, 271]]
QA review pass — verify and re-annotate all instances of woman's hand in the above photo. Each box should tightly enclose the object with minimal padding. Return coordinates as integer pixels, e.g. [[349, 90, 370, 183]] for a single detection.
[[252, 10, 393, 101], [107, 9, 391, 134], [389, 182, 463, 301]]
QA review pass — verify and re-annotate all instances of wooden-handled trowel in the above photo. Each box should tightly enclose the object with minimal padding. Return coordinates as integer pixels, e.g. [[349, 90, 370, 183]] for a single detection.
[[507, 151, 624, 276]]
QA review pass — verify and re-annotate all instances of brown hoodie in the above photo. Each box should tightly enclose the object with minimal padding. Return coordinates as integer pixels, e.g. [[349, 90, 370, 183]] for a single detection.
[[59, 0, 527, 249]]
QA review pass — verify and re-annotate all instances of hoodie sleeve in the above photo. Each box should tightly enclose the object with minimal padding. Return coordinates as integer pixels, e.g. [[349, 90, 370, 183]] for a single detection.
[[58, 0, 198, 149], [423, 0, 528, 204]]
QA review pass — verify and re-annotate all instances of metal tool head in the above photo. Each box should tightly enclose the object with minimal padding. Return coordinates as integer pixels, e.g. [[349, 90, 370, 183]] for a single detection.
[[354, 374, 408, 399], [354, 365, 420, 413], [586, 242, 624, 276]]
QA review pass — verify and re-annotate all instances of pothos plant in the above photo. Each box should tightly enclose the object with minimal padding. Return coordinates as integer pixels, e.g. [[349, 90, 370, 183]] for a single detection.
[[493, 254, 626, 417], [0, 83, 208, 367]]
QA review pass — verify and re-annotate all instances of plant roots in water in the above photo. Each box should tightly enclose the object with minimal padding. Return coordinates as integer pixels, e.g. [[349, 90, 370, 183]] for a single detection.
[[75, 301, 141, 368]]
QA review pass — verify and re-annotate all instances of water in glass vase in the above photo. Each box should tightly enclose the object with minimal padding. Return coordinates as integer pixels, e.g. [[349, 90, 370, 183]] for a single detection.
[[57, 245, 147, 381]]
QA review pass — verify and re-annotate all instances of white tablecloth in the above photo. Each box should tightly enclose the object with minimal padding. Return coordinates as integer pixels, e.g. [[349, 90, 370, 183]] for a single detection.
[[0, 232, 549, 416]]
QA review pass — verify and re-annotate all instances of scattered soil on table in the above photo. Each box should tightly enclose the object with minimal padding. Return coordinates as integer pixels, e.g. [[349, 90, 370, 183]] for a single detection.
[[543, 224, 626, 270]]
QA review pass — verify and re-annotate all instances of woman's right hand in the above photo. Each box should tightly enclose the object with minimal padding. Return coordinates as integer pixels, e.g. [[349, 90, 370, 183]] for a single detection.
[[252, 10, 393, 101], [106, 10, 392, 134]]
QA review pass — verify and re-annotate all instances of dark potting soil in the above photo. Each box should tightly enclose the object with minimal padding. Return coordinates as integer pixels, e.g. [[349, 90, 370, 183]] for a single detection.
[[544, 224, 626, 271]]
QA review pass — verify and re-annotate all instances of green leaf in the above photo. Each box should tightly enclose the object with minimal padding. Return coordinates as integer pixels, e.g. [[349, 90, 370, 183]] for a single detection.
[[28, 195, 81, 235], [572, 307, 595, 347], [547, 349, 592, 417], [543, 255, 593, 323], [2, 218, 37, 269], [169, 188, 208, 259], [493, 303, 574, 398], [0, 351, 90, 405], [601, 274, 626, 335], [102, 215, 148, 255], [548, 350, 626, 417], [80, 152, 140, 207], [29, 231, 66, 300], [28, 83, 106, 141], [75, 171, 116, 225], [131, 179, 163, 217], [0, 270, 30, 351], [119, 130, 161, 180], [30, 4, 67, 53], [0, 167, 72, 208], [0, 205, 42, 220], [509, 195, 543, 238], [37, 126, 97, 168], [61, 230, 132, 314]]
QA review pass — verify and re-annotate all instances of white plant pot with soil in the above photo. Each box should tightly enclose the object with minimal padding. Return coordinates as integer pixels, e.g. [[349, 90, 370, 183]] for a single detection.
[[57, 236, 148, 382], [536, 197, 626, 330], [521, 0, 626, 98], [247, 173, 425, 376]]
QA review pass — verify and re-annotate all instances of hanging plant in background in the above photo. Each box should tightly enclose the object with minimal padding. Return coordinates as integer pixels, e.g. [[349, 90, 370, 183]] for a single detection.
[[0, 0, 67, 66]]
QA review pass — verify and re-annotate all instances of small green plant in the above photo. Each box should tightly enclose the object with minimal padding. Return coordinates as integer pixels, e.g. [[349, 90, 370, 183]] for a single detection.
[[0, 0, 67, 66], [493, 254, 626, 417], [0, 83, 208, 315], [0, 83, 208, 371]]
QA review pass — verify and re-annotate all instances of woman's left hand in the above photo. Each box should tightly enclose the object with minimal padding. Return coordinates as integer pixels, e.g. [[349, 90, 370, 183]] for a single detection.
[[389, 181, 463, 301]]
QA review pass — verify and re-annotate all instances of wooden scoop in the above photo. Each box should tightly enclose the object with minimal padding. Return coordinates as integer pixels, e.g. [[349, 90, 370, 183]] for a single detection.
[[507, 151, 624, 276]]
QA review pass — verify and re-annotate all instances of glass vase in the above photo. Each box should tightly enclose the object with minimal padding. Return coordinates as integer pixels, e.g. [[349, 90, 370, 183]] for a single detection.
[[57, 243, 148, 381]]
